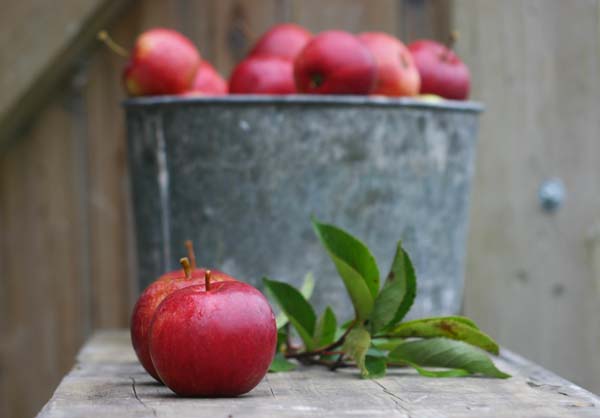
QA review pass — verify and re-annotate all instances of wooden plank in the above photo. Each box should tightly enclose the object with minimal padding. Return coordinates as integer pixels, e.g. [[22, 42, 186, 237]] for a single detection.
[[37, 330, 600, 418], [0, 0, 131, 148], [0, 100, 90, 418], [0, 149, 7, 418], [211, 0, 283, 76], [456, 0, 600, 394], [0, 129, 31, 418], [83, 27, 136, 329], [398, 0, 452, 42], [289, 0, 399, 36]]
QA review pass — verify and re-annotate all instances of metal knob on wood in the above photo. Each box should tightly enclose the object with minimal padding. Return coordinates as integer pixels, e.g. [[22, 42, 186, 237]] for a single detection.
[[539, 178, 565, 212]]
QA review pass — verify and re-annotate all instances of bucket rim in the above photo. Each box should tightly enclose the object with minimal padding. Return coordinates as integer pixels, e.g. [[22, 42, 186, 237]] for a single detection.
[[123, 95, 484, 113]]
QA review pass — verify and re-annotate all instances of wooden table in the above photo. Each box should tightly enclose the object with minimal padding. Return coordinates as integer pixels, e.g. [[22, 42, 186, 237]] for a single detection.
[[37, 330, 599, 418]]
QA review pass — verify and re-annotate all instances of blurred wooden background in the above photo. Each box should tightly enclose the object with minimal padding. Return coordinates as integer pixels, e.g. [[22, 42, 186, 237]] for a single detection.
[[1, 1, 599, 417]]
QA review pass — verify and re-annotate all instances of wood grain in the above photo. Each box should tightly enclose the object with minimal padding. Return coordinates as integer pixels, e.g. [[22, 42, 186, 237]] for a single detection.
[[0, 0, 131, 147], [398, 0, 452, 42], [289, 0, 399, 35], [37, 330, 600, 418], [0, 102, 89, 418], [3, 1, 600, 417], [456, 0, 600, 394]]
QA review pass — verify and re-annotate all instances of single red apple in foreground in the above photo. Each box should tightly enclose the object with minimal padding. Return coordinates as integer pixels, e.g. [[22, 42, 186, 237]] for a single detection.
[[122, 28, 201, 96], [229, 56, 295, 94], [249, 23, 312, 61], [358, 32, 420, 97], [131, 243, 235, 382], [184, 61, 227, 96], [294, 30, 376, 94], [149, 272, 277, 397], [408, 36, 470, 100]]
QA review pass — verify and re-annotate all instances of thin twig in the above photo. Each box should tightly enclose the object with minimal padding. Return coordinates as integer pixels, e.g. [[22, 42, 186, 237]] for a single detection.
[[321, 350, 345, 356], [284, 320, 357, 360], [300, 357, 353, 369], [330, 353, 346, 371]]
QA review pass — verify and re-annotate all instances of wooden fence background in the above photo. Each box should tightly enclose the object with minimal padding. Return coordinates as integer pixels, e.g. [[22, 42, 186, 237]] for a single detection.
[[1, 1, 599, 417]]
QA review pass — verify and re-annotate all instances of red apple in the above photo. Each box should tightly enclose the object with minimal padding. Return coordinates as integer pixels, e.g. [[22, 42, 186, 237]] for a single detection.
[[249, 23, 312, 61], [131, 243, 235, 382], [408, 38, 470, 100], [358, 32, 420, 97], [184, 61, 227, 96], [229, 56, 295, 94], [294, 30, 376, 94], [149, 273, 277, 396], [123, 28, 201, 96]]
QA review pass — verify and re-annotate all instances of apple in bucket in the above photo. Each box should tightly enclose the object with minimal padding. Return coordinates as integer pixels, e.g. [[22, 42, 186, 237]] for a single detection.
[[358, 32, 420, 97], [121, 28, 201, 96], [294, 30, 377, 94], [408, 33, 470, 100], [184, 61, 227, 96], [229, 56, 296, 94], [249, 23, 312, 61]]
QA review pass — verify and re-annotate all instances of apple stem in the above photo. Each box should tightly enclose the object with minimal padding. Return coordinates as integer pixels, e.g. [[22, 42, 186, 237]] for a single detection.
[[179, 257, 192, 279], [446, 30, 459, 50], [205, 269, 212, 292], [184, 240, 197, 270], [97, 30, 129, 57], [442, 30, 459, 61]]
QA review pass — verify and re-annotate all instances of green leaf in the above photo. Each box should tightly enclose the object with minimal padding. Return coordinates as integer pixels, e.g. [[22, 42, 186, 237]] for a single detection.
[[366, 347, 387, 358], [386, 317, 499, 354], [269, 352, 297, 372], [438, 316, 480, 330], [371, 338, 405, 352], [312, 218, 379, 319], [276, 327, 288, 352], [364, 355, 387, 378], [263, 278, 317, 350], [404, 361, 471, 378], [342, 327, 371, 377], [389, 338, 510, 379], [340, 319, 354, 330], [300, 272, 316, 299], [333, 327, 345, 341], [370, 241, 417, 333], [274, 314, 286, 329], [314, 306, 337, 346], [274, 272, 316, 329]]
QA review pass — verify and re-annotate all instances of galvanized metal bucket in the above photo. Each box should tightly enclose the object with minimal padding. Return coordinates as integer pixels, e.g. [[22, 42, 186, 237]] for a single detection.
[[125, 96, 482, 319]]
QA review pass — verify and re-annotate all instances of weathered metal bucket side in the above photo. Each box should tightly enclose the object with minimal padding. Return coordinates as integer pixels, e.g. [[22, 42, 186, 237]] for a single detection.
[[125, 96, 482, 320]]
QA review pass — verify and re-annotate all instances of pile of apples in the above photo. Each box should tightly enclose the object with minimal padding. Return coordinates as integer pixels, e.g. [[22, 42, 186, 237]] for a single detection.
[[119, 24, 470, 100], [130, 241, 277, 396]]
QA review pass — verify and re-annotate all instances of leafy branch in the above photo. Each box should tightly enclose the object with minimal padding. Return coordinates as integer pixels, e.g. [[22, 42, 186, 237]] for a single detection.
[[283, 321, 356, 361], [264, 218, 510, 379]]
